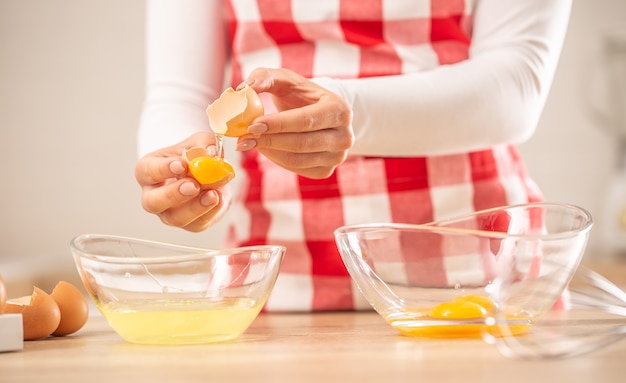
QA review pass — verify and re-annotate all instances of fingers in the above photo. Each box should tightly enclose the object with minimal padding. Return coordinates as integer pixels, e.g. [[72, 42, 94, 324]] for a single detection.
[[244, 68, 353, 135], [135, 131, 217, 186], [140, 178, 200, 214], [239, 70, 354, 152], [237, 67, 355, 179], [158, 189, 226, 232], [135, 155, 187, 186], [259, 97, 353, 135], [256, 146, 348, 179], [242, 67, 298, 95], [244, 128, 352, 154], [141, 178, 228, 232], [135, 130, 231, 232]]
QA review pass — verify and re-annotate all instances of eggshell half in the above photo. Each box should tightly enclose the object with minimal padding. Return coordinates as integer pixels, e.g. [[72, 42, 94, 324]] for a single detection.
[[5, 287, 61, 340], [50, 281, 89, 336], [206, 84, 264, 137]]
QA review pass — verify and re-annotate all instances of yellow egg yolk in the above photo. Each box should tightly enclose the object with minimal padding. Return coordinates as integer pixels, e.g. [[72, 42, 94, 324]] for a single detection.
[[428, 295, 496, 320], [188, 156, 235, 186], [388, 295, 532, 338], [429, 300, 488, 320]]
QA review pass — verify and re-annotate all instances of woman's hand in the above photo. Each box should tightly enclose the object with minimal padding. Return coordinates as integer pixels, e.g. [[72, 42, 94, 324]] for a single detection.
[[237, 68, 354, 179], [134, 131, 231, 232]]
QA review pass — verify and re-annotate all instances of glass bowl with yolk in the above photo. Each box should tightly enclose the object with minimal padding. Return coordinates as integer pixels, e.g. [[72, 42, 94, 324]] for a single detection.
[[334, 202, 593, 339]]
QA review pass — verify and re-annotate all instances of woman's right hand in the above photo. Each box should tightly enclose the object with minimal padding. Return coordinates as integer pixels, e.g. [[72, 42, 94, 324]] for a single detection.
[[134, 131, 231, 232]]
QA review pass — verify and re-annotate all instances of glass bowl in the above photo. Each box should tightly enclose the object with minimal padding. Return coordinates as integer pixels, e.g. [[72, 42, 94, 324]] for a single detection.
[[70, 234, 285, 345], [334, 202, 593, 338]]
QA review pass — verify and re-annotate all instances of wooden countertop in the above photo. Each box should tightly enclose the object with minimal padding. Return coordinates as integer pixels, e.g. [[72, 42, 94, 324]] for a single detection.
[[1, 257, 626, 383]]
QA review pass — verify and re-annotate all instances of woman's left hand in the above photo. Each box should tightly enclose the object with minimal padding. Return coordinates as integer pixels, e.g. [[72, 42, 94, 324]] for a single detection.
[[236, 67, 354, 179]]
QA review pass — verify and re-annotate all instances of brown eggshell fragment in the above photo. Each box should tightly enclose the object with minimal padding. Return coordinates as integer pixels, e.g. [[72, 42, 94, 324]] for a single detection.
[[50, 281, 89, 336], [182, 146, 211, 163], [5, 287, 61, 340]]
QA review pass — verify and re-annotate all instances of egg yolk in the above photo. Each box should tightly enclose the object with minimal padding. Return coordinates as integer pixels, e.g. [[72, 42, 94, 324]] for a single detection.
[[428, 295, 496, 320], [188, 156, 235, 187], [388, 295, 533, 338], [455, 294, 496, 312], [429, 300, 487, 320]]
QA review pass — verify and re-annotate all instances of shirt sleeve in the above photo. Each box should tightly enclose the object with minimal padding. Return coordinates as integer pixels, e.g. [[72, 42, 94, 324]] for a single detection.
[[137, 0, 227, 158], [312, 0, 572, 157]]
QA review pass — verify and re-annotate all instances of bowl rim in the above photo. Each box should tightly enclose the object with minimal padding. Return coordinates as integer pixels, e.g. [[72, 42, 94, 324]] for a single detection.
[[70, 233, 286, 264], [334, 202, 593, 241]]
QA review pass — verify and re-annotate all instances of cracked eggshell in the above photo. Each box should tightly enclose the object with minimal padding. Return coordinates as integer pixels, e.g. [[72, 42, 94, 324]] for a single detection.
[[5, 287, 61, 340], [206, 84, 264, 137], [182, 147, 212, 163]]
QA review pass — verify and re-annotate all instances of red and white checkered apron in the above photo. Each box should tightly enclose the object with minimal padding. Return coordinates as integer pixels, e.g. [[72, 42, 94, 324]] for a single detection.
[[223, 0, 543, 311]]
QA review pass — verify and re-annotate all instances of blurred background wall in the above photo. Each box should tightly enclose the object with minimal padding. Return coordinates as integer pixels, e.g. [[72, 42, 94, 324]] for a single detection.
[[1, 0, 625, 296]]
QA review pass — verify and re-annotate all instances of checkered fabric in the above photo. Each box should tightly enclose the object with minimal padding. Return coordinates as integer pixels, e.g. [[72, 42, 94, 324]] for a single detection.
[[222, 0, 542, 311]]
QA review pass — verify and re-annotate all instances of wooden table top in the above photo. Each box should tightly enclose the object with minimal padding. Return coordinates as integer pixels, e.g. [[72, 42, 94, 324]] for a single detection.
[[1, 256, 626, 383]]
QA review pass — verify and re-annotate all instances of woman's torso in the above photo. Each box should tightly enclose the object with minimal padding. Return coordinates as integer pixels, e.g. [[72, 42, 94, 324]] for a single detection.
[[222, 0, 542, 311]]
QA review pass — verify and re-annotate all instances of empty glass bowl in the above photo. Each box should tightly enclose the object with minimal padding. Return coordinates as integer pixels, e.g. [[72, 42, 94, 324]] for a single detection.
[[70, 234, 284, 345], [334, 203, 593, 339], [483, 264, 626, 359]]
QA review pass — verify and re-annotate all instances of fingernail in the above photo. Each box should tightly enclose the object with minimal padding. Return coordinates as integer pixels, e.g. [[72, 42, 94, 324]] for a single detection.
[[170, 160, 185, 175], [236, 139, 257, 151], [179, 182, 199, 196], [200, 190, 219, 207], [236, 79, 253, 90], [248, 123, 267, 135]]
